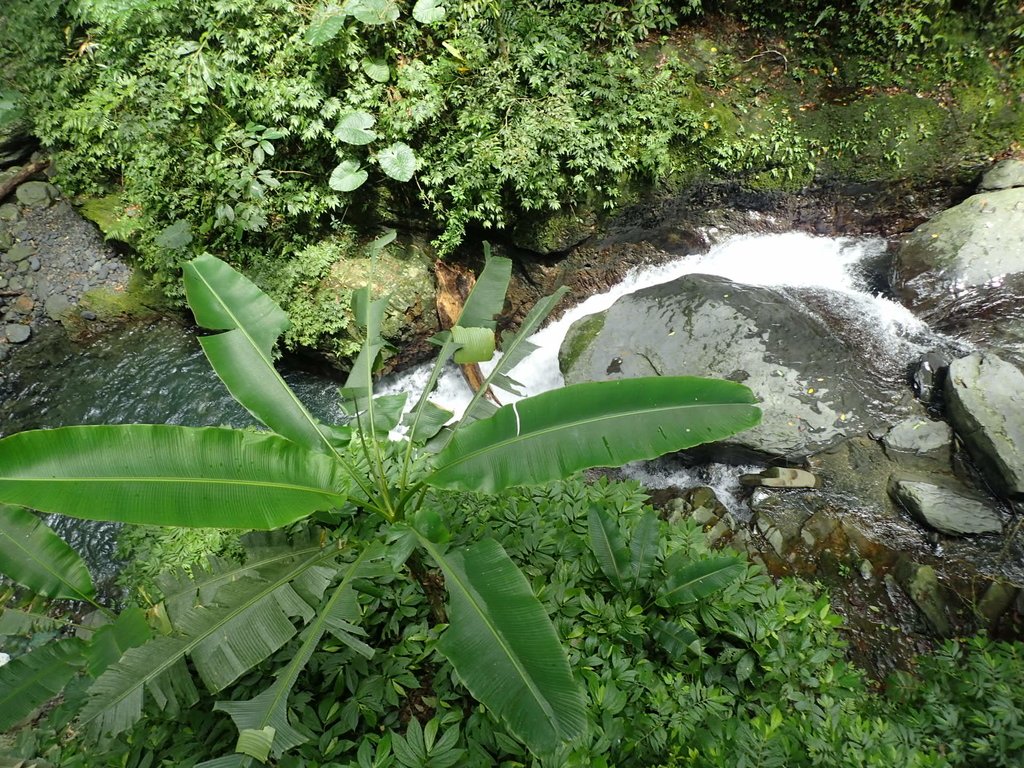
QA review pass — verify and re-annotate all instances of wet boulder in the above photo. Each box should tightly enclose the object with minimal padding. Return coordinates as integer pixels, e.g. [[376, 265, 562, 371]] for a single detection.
[[945, 352, 1024, 497], [892, 187, 1024, 365], [889, 478, 1003, 537], [559, 273, 916, 461], [978, 158, 1024, 192]]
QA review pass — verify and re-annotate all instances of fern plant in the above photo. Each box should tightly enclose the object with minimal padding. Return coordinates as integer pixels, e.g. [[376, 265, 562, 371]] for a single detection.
[[0, 244, 760, 763]]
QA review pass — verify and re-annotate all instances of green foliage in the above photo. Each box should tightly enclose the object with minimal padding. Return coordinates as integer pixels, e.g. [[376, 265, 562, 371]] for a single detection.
[[0, 251, 760, 763]]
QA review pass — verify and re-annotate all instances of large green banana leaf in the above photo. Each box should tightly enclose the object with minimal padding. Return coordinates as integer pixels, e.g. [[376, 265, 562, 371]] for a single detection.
[[184, 253, 343, 453], [0, 638, 85, 730], [421, 537, 586, 755], [0, 425, 348, 529], [79, 544, 338, 737], [428, 377, 761, 492], [0, 504, 95, 601]]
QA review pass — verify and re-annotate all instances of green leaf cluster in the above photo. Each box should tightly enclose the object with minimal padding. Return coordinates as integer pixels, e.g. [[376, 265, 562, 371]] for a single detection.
[[0, 250, 761, 764]]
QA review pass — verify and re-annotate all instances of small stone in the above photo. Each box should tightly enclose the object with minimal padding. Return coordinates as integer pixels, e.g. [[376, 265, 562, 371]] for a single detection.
[[11, 295, 33, 314], [0, 204, 20, 222], [0, 343, 8, 362], [80, 310, 97, 321], [977, 581, 1020, 626], [44, 293, 71, 320], [8, 277, 22, 291], [895, 560, 952, 637], [0, 277, 7, 289], [740, 466, 820, 489], [16, 260, 28, 274], [15, 181, 58, 208], [28, 256, 40, 271], [0, 229, 12, 251], [883, 417, 952, 455], [912, 352, 948, 404], [2, 243, 34, 263], [97, 264, 109, 280], [4, 323, 31, 343]]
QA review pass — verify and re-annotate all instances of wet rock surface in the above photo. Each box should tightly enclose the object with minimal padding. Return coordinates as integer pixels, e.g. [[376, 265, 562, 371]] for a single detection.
[[560, 273, 919, 461], [889, 478, 1003, 536], [945, 352, 1024, 497], [893, 186, 1024, 364]]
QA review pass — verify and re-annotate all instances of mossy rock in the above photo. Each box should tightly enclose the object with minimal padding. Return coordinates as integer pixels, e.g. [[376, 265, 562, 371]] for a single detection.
[[78, 192, 145, 242], [511, 206, 599, 255], [268, 232, 438, 366]]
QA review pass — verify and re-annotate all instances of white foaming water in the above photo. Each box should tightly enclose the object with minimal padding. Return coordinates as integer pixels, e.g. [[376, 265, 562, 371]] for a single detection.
[[379, 231, 928, 417]]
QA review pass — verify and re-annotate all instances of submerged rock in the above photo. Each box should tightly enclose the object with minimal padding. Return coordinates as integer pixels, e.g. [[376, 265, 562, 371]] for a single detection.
[[560, 273, 916, 461], [945, 352, 1024, 497], [889, 478, 1002, 536]]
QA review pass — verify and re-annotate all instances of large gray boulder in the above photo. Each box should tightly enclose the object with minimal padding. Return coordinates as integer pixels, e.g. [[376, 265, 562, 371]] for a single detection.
[[893, 188, 1024, 364], [945, 352, 1024, 497], [559, 274, 916, 461], [889, 479, 1002, 536]]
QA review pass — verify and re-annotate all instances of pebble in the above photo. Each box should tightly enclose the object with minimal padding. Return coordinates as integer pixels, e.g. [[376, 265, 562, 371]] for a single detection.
[[80, 310, 97, 321], [28, 256, 40, 271], [5, 323, 31, 343]]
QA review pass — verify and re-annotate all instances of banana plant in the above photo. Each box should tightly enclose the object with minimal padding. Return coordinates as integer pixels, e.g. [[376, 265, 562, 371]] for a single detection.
[[0, 245, 761, 763]]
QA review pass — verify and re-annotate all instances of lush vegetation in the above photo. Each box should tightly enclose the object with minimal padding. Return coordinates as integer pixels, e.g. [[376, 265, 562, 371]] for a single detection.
[[1, 1, 1021, 322], [0, 248, 763, 764]]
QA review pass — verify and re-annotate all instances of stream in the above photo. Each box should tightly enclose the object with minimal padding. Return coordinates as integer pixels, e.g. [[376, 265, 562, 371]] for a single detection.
[[0, 231, 944, 584]]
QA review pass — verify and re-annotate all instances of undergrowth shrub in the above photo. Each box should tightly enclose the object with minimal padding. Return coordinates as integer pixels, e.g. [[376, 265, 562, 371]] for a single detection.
[[7, 476, 1024, 767]]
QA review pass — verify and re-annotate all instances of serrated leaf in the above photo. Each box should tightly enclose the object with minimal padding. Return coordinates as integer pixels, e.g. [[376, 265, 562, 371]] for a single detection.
[[412, 0, 446, 23], [376, 142, 416, 182], [0, 504, 95, 601], [329, 160, 368, 192], [587, 506, 631, 590], [154, 219, 193, 250], [361, 57, 390, 82], [334, 111, 377, 145], [658, 555, 745, 607]]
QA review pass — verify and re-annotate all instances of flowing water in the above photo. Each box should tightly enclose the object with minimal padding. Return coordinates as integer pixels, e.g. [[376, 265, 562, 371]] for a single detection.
[[0, 232, 953, 574]]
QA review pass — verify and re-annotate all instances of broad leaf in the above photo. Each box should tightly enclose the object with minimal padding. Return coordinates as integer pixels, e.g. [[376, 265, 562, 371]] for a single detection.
[[628, 509, 660, 592], [457, 250, 511, 331], [657, 554, 745, 608], [154, 219, 193, 250], [84, 608, 152, 678], [421, 537, 585, 754], [305, 10, 347, 45], [211, 545, 383, 762], [184, 253, 346, 453], [0, 504, 95, 601], [651, 619, 699, 661], [376, 142, 416, 181], [412, 0, 446, 23], [428, 377, 761, 493], [79, 545, 337, 737], [402, 401, 452, 443], [334, 111, 377, 145], [0, 638, 85, 730], [451, 326, 495, 364], [0, 608, 68, 636], [0, 425, 348, 529], [361, 57, 390, 82], [348, 0, 399, 25], [236, 728, 275, 762], [461, 287, 566, 422], [329, 160, 368, 192], [587, 506, 630, 590]]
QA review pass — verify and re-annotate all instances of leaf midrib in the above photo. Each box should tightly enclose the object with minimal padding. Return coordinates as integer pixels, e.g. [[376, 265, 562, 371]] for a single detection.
[[437, 398, 756, 472]]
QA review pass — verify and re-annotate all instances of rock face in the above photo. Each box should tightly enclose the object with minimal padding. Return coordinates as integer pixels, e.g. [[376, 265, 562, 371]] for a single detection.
[[979, 159, 1024, 191], [882, 416, 951, 457], [945, 352, 1024, 497], [560, 274, 915, 460], [892, 187, 1024, 364], [889, 479, 1003, 536]]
